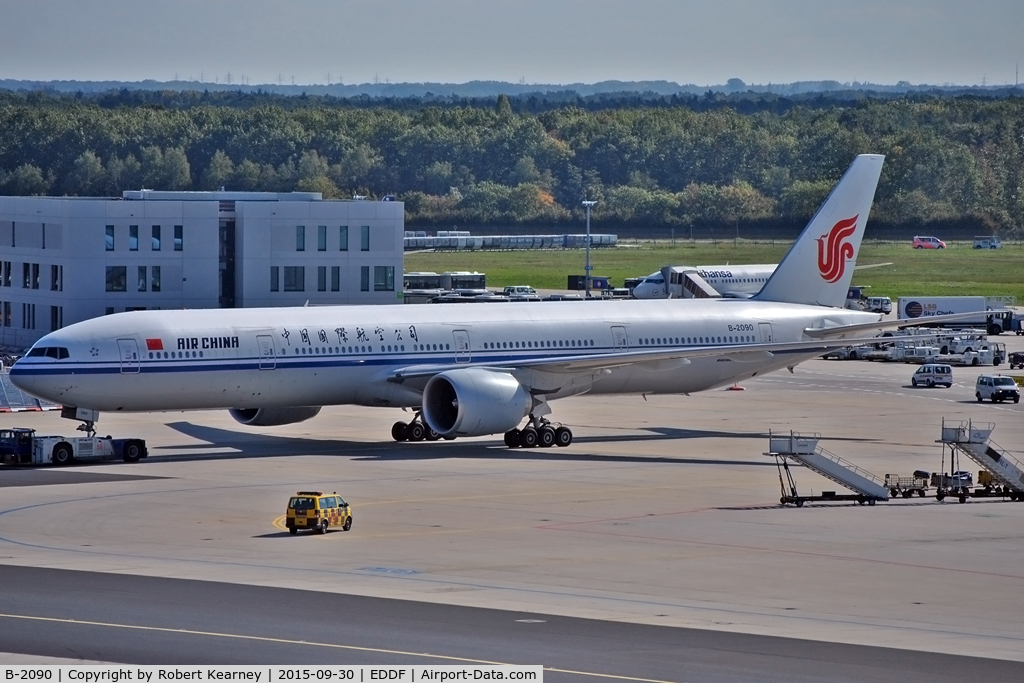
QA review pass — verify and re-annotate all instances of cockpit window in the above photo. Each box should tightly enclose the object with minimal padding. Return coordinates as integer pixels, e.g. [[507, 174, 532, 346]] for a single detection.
[[27, 347, 69, 359]]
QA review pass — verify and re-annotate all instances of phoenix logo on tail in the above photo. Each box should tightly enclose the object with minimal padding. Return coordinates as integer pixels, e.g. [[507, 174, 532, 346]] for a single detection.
[[816, 215, 858, 283]]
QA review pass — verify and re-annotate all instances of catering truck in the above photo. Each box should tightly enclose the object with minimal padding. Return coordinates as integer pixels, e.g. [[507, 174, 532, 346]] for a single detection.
[[897, 296, 1014, 335]]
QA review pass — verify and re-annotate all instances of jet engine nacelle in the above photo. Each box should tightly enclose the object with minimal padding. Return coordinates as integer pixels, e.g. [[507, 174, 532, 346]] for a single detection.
[[422, 368, 531, 437], [229, 406, 322, 426]]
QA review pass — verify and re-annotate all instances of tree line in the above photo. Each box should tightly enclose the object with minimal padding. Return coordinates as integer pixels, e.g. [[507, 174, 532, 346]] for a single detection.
[[0, 89, 1022, 234]]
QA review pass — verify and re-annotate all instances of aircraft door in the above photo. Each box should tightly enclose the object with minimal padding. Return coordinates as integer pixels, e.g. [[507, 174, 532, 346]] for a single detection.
[[453, 329, 471, 363], [257, 334, 276, 370], [611, 326, 628, 352], [117, 339, 140, 374], [758, 323, 774, 343]]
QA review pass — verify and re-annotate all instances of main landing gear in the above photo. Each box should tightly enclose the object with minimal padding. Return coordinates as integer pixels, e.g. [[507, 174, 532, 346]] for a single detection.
[[391, 412, 448, 442], [503, 416, 572, 449]]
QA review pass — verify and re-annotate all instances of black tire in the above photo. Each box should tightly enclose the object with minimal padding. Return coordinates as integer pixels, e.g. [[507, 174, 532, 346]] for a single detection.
[[918, 489, 925, 497], [52, 442, 74, 466], [343, 516, 352, 531], [122, 440, 143, 463], [937, 491, 946, 501], [554, 427, 573, 447], [958, 494, 967, 504], [520, 427, 538, 448], [795, 499, 804, 508], [289, 527, 298, 535], [927, 379, 934, 387], [976, 392, 983, 403], [407, 422, 426, 442], [504, 429, 521, 448], [425, 428, 441, 441], [1015, 396, 1020, 404], [538, 426, 556, 447], [890, 488, 898, 498], [319, 519, 329, 534], [868, 499, 876, 506], [972, 357, 979, 366], [912, 379, 917, 387], [902, 491, 912, 498], [391, 421, 408, 441]]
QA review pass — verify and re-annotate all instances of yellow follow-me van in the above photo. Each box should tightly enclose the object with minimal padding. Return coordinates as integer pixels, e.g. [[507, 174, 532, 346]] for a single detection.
[[286, 491, 353, 534]]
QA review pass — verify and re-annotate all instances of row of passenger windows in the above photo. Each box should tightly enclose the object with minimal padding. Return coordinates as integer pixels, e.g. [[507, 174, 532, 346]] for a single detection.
[[134, 335, 759, 362], [638, 335, 757, 345], [484, 339, 594, 349]]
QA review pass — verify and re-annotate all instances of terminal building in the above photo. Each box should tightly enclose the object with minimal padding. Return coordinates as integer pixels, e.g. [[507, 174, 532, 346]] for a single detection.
[[0, 191, 405, 349]]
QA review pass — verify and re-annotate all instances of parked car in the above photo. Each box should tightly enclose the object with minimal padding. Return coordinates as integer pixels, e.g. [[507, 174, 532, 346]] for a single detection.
[[975, 375, 1020, 403], [912, 236, 946, 249], [911, 363, 953, 388]]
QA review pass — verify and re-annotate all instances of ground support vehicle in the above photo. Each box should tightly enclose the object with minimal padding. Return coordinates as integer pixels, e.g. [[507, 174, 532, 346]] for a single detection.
[[885, 473, 930, 498], [897, 296, 1014, 335], [975, 375, 1020, 403], [285, 491, 353, 534], [766, 432, 888, 507], [0, 428, 146, 466], [939, 419, 1024, 502], [911, 364, 953, 388], [930, 472, 973, 503], [1008, 352, 1024, 370]]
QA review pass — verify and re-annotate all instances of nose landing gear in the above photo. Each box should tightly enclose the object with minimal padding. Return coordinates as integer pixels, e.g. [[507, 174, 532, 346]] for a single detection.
[[504, 416, 572, 449]]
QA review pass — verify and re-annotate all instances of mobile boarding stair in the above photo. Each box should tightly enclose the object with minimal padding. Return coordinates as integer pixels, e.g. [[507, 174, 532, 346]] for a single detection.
[[939, 419, 1024, 502], [766, 431, 889, 507]]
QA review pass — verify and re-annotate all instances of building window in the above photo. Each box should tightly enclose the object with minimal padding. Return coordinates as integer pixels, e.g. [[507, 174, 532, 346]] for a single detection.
[[152, 225, 161, 250], [106, 266, 127, 292], [339, 226, 348, 251], [331, 266, 340, 291], [317, 266, 327, 291], [360, 225, 370, 251], [318, 226, 327, 251], [129, 225, 138, 251], [374, 266, 395, 291], [174, 225, 183, 251], [22, 263, 30, 288], [22, 303, 35, 330], [360, 266, 369, 292], [138, 266, 147, 292], [50, 305, 62, 331], [151, 266, 161, 292], [283, 266, 305, 292], [31, 263, 39, 289], [296, 225, 305, 251], [106, 225, 114, 251], [1, 261, 9, 287], [51, 265, 62, 291], [270, 266, 279, 292], [2, 301, 10, 327]]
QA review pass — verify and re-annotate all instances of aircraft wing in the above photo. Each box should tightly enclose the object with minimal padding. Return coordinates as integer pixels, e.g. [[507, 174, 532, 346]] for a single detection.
[[803, 310, 1001, 339], [387, 336, 879, 388]]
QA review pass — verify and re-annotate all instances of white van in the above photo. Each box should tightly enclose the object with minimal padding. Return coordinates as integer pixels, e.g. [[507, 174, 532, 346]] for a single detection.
[[911, 364, 953, 388], [865, 296, 892, 314], [975, 375, 1020, 403], [973, 236, 1002, 249]]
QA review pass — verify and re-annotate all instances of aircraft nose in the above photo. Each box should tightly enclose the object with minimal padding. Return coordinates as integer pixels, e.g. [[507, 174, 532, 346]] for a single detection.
[[9, 361, 57, 402]]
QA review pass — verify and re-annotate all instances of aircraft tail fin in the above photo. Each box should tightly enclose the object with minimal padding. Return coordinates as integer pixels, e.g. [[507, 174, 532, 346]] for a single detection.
[[754, 154, 884, 308]]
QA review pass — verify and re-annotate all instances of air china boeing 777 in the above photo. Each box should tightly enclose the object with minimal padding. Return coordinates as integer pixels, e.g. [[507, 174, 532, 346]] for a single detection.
[[14, 154, 898, 449]]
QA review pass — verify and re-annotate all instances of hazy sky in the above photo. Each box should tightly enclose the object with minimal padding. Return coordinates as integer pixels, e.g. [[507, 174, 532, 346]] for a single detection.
[[2, 0, 1022, 87]]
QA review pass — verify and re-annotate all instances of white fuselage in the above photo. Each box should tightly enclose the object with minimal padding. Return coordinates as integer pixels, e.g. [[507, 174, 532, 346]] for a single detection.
[[12, 299, 876, 413], [632, 265, 777, 299]]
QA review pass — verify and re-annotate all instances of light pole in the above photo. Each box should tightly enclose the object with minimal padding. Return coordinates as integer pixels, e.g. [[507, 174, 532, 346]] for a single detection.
[[582, 200, 597, 297]]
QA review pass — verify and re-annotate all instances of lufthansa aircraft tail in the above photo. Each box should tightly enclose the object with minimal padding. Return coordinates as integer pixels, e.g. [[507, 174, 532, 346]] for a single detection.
[[755, 154, 884, 308]]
